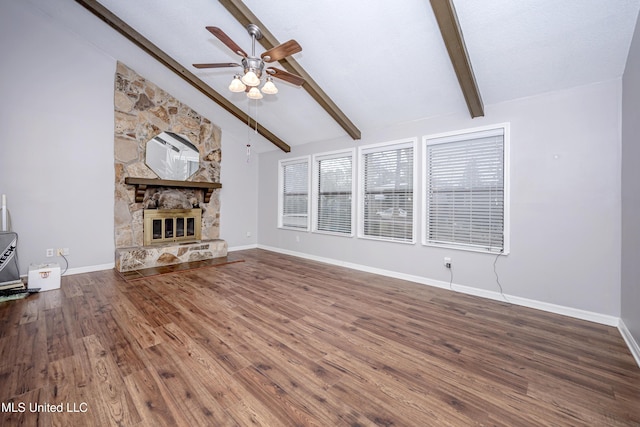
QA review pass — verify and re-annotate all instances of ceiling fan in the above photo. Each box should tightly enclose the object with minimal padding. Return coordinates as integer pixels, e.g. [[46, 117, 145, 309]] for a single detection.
[[193, 24, 305, 100]]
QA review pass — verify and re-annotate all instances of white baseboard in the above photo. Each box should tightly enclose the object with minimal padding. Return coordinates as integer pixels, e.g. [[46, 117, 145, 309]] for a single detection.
[[228, 243, 259, 252], [63, 262, 115, 276], [257, 245, 619, 327], [504, 294, 619, 326], [619, 319, 640, 368]]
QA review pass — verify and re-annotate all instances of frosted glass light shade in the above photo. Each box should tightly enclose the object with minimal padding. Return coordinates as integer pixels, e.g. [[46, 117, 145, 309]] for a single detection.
[[241, 70, 260, 87], [228, 76, 246, 93], [261, 78, 278, 94], [247, 87, 263, 99]]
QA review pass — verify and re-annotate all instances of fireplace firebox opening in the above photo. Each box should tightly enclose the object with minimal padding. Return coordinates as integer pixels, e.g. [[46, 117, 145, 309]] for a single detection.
[[143, 209, 202, 246]]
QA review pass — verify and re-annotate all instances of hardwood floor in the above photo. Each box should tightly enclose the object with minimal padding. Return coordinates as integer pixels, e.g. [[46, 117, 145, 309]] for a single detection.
[[0, 248, 638, 426]]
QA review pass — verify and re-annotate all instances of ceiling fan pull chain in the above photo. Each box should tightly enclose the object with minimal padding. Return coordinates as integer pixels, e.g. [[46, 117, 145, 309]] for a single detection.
[[246, 100, 252, 163], [255, 99, 259, 134]]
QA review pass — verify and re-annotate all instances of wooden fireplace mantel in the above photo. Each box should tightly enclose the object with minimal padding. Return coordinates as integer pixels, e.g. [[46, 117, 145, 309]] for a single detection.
[[125, 177, 222, 203]]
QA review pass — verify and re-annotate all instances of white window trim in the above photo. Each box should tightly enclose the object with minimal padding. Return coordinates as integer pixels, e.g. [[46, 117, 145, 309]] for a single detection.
[[278, 155, 311, 231], [357, 138, 418, 244], [421, 123, 510, 254], [311, 148, 356, 237]]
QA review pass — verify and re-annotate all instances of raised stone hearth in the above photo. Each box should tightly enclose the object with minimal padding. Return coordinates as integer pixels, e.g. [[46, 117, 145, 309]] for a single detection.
[[116, 239, 227, 272]]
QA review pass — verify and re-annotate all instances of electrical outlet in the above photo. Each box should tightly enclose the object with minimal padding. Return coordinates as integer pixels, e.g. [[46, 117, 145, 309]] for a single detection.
[[46, 248, 54, 257], [56, 248, 63, 256], [246, 231, 251, 238], [444, 257, 452, 268]]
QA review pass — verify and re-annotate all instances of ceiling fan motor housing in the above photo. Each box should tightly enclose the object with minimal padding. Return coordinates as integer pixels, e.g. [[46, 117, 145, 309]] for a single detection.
[[242, 57, 264, 81]]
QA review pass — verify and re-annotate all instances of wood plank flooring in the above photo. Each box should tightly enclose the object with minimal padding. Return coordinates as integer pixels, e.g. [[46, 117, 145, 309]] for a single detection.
[[0, 248, 638, 426]]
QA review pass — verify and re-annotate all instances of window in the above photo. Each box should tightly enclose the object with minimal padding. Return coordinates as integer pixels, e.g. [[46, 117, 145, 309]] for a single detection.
[[423, 124, 509, 253], [359, 139, 416, 243], [312, 150, 355, 235], [278, 157, 310, 230]]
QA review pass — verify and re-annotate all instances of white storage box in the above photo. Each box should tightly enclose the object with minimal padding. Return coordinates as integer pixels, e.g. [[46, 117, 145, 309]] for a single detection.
[[28, 263, 61, 292]]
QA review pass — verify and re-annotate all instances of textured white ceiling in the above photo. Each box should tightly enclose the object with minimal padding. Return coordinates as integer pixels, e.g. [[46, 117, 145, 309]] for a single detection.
[[93, 0, 640, 149], [456, 0, 640, 103]]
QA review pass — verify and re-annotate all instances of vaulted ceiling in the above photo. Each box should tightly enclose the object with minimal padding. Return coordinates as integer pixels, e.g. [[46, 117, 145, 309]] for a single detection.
[[77, 0, 640, 152]]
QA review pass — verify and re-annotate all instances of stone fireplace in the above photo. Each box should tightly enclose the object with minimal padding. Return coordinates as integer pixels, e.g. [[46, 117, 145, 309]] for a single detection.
[[113, 62, 227, 272]]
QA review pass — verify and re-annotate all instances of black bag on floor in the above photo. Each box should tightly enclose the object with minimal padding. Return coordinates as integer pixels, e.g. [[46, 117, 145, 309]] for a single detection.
[[0, 232, 20, 285]]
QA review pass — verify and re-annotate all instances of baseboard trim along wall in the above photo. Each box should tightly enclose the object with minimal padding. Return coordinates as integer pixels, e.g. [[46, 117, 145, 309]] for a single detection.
[[257, 245, 620, 328], [20, 262, 115, 279], [228, 244, 259, 252], [619, 319, 640, 368], [65, 262, 115, 276]]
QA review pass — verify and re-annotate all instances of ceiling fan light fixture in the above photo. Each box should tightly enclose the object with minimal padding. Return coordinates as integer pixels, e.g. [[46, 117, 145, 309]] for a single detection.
[[242, 70, 260, 87], [261, 77, 278, 95], [247, 86, 263, 100], [229, 75, 246, 92]]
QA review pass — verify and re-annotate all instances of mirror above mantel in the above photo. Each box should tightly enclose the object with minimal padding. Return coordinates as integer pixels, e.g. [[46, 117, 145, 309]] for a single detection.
[[146, 131, 200, 181]]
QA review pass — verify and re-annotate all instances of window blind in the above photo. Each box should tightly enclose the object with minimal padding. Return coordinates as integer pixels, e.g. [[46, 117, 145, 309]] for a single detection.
[[426, 129, 504, 252], [317, 155, 352, 234], [281, 160, 309, 229], [362, 144, 414, 242]]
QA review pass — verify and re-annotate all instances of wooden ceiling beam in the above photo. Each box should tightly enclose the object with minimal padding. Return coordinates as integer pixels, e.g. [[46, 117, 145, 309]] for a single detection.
[[430, 0, 484, 118], [219, 0, 362, 140], [75, 0, 291, 152]]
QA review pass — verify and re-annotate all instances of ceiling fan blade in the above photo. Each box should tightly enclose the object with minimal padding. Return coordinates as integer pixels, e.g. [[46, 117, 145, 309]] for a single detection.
[[261, 40, 302, 63], [266, 67, 305, 86], [206, 26, 247, 57], [192, 62, 241, 69]]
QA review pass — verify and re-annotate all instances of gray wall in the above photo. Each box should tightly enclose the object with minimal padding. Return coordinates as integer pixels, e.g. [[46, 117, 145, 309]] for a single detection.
[[259, 80, 622, 318], [0, 0, 259, 274], [622, 13, 640, 349]]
